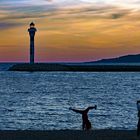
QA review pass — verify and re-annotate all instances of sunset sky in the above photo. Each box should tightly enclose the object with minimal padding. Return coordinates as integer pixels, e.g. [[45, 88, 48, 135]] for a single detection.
[[1, 0, 140, 62]]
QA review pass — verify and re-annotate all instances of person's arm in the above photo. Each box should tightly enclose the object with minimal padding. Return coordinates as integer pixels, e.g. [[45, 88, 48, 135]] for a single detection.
[[69, 107, 83, 114], [85, 105, 97, 113]]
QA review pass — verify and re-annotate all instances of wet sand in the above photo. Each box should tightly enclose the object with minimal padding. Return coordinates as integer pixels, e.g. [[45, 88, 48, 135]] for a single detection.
[[0, 130, 138, 140]]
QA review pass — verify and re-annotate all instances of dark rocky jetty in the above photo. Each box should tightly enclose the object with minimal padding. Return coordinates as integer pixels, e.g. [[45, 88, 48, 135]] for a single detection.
[[8, 63, 140, 72], [8, 63, 71, 71]]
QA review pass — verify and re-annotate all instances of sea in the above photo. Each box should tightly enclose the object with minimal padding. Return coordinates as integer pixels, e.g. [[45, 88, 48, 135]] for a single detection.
[[0, 63, 140, 130]]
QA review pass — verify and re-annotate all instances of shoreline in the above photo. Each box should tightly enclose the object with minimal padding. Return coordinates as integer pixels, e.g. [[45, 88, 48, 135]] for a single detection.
[[8, 63, 140, 72], [0, 130, 138, 140]]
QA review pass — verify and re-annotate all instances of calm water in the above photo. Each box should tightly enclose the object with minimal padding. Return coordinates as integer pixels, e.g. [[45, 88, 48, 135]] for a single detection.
[[0, 71, 140, 130]]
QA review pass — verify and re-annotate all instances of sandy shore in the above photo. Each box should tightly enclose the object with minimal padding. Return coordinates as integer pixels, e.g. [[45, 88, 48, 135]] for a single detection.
[[0, 130, 138, 140]]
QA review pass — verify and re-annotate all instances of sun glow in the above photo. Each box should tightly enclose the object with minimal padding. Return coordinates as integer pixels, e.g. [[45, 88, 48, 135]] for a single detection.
[[0, 0, 140, 62]]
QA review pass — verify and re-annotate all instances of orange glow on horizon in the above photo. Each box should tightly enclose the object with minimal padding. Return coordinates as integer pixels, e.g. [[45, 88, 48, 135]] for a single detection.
[[0, 5, 140, 62]]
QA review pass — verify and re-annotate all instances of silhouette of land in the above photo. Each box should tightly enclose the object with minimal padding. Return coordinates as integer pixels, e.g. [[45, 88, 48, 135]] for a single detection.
[[8, 54, 140, 72], [0, 130, 137, 140], [88, 54, 140, 63]]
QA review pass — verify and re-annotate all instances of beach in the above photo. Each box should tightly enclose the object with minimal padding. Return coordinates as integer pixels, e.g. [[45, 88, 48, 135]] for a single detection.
[[0, 130, 138, 140]]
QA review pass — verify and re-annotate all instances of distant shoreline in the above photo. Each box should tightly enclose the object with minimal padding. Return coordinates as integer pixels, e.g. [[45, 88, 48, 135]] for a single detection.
[[0, 130, 137, 140], [8, 63, 140, 72]]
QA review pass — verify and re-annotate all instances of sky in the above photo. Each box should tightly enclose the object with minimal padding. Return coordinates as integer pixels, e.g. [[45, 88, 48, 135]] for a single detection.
[[0, 0, 140, 62]]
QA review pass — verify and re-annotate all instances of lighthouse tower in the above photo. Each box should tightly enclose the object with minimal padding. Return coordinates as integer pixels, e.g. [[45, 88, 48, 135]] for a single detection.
[[28, 22, 37, 64]]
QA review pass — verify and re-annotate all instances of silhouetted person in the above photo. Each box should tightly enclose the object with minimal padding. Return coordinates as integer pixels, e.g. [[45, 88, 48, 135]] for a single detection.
[[69, 105, 97, 130], [137, 100, 140, 136]]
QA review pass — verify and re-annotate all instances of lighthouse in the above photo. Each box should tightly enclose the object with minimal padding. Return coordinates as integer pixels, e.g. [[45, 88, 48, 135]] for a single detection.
[[28, 22, 37, 64]]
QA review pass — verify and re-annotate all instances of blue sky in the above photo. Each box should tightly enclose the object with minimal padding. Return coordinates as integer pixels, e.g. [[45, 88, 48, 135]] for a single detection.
[[1, 0, 140, 7], [1, 0, 140, 16]]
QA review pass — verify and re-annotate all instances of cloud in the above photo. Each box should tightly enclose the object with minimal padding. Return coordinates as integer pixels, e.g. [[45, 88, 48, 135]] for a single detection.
[[45, 0, 53, 2], [0, 0, 139, 31], [1, 0, 140, 62], [0, 22, 22, 30]]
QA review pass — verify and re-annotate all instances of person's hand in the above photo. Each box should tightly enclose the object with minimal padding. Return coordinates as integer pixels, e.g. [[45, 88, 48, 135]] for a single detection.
[[95, 105, 97, 110], [69, 107, 72, 110], [137, 100, 140, 104]]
